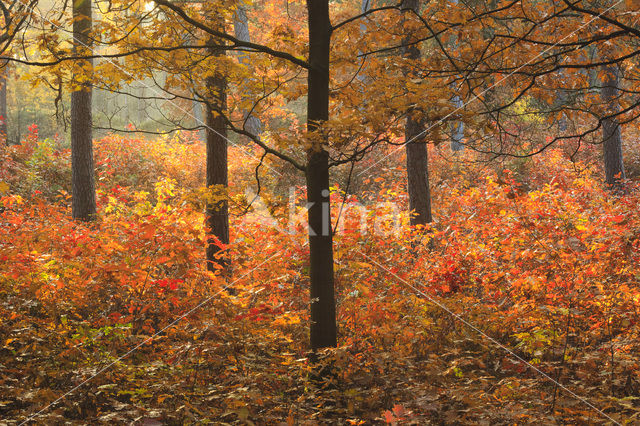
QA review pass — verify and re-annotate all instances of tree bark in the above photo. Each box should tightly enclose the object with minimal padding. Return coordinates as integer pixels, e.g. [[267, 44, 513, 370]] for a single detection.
[[402, 0, 432, 227], [306, 0, 337, 351], [71, 0, 96, 221], [450, 95, 464, 151], [192, 96, 205, 141], [0, 63, 7, 144], [600, 65, 625, 187], [359, 0, 370, 35], [405, 118, 432, 226], [205, 38, 230, 273], [449, 0, 464, 151], [233, 5, 262, 137]]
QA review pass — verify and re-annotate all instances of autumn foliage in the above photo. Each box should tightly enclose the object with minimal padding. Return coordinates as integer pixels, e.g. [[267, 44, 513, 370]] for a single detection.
[[0, 130, 639, 423]]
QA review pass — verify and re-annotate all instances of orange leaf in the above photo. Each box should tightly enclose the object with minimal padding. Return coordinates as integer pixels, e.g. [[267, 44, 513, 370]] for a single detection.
[[141, 224, 156, 239]]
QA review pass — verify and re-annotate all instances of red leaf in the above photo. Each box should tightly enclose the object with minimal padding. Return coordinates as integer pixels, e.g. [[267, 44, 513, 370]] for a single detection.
[[612, 214, 625, 224]]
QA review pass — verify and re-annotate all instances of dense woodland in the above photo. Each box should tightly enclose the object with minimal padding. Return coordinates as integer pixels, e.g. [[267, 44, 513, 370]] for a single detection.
[[1, 0, 640, 423]]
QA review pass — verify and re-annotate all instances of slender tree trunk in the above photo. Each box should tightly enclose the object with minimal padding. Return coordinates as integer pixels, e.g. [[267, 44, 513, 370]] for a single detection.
[[234, 5, 262, 137], [0, 63, 7, 144], [601, 65, 625, 187], [192, 97, 205, 141], [556, 70, 569, 132], [356, 0, 370, 84], [402, 0, 432, 227], [306, 0, 337, 351], [71, 0, 96, 221], [359, 0, 370, 35], [449, 0, 464, 151], [204, 36, 230, 273], [184, 31, 206, 142], [450, 95, 464, 151]]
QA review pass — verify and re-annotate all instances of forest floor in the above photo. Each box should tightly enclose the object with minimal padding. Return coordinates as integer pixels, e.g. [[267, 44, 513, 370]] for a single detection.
[[1, 135, 640, 424]]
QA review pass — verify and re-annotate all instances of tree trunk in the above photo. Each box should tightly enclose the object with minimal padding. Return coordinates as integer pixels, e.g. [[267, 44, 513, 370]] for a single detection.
[[205, 38, 230, 273], [356, 0, 370, 84], [405, 118, 432, 226], [306, 0, 337, 351], [601, 65, 625, 187], [0, 63, 7, 144], [359, 0, 370, 34], [192, 97, 205, 141], [450, 95, 464, 151], [402, 0, 432, 227], [449, 0, 464, 151], [234, 5, 262, 137], [71, 0, 96, 221]]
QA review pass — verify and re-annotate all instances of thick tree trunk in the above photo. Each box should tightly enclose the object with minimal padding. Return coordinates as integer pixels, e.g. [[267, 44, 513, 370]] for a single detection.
[[234, 5, 262, 137], [402, 0, 432, 227], [204, 40, 230, 273], [405, 118, 432, 226], [0, 64, 7, 144], [71, 0, 96, 221], [601, 65, 625, 187], [306, 0, 337, 351]]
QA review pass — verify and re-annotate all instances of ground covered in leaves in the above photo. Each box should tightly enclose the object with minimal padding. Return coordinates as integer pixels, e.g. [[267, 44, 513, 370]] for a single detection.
[[1, 133, 640, 424]]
